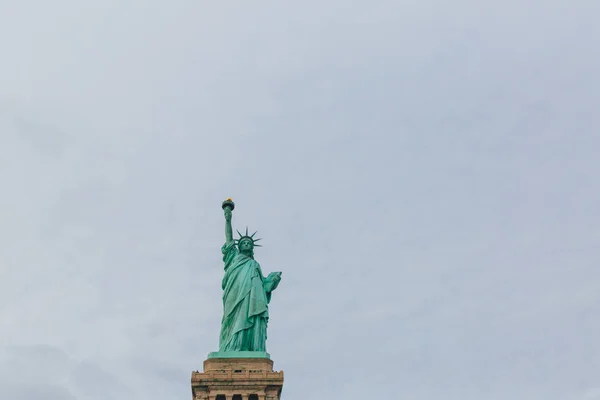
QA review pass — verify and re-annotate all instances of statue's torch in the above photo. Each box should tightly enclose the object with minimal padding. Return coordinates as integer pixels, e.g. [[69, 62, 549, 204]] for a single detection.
[[222, 198, 235, 211]]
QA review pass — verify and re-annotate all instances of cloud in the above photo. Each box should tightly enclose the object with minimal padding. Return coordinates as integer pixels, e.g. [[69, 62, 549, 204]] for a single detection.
[[583, 388, 600, 400], [0, 345, 132, 400]]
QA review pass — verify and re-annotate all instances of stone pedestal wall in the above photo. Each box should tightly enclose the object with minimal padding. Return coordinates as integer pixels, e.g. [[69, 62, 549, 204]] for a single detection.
[[191, 358, 284, 400]]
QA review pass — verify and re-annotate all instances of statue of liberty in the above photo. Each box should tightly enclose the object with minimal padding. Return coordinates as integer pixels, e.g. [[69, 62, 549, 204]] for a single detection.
[[217, 199, 282, 353]]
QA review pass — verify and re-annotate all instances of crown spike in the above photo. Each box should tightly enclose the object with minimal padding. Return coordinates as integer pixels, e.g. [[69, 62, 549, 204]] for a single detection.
[[236, 229, 243, 238], [251, 230, 258, 238], [245, 226, 249, 236]]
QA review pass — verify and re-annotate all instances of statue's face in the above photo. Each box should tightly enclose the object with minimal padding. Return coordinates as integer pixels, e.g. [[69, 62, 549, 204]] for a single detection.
[[239, 239, 253, 252]]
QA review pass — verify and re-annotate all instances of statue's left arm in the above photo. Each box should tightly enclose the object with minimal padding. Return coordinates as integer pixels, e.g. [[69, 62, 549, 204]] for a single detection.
[[264, 271, 282, 292]]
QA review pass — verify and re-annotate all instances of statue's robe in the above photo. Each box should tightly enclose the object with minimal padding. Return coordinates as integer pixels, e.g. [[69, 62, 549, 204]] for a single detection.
[[219, 241, 278, 352]]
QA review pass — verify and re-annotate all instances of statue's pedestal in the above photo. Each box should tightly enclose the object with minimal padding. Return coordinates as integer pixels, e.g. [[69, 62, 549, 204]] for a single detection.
[[191, 356, 284, 400]]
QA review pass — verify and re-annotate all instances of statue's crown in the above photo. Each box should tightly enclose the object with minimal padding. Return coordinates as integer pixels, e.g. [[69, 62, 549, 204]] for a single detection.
[[235, 227, 262, 247]]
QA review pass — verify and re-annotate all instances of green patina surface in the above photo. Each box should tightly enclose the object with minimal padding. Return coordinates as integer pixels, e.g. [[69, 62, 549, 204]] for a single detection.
[[207, 351, 271, 359], [215, 199, 282, 356]]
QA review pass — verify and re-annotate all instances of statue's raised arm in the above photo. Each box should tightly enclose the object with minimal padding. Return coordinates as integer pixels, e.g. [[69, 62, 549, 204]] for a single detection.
[[222, 198, 234, 244]]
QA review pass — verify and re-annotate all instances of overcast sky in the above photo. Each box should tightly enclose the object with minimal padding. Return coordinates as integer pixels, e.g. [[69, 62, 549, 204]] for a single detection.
[[1, 1, 599, 399]]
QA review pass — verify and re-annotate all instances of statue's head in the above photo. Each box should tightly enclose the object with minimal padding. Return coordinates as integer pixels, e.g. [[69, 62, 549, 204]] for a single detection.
[[235, 227, 262, 257], [238, 237, 254, 254]]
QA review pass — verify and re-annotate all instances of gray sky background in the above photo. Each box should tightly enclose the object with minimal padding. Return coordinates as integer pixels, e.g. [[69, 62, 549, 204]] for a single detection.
[[1, 1, 599, 399]]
